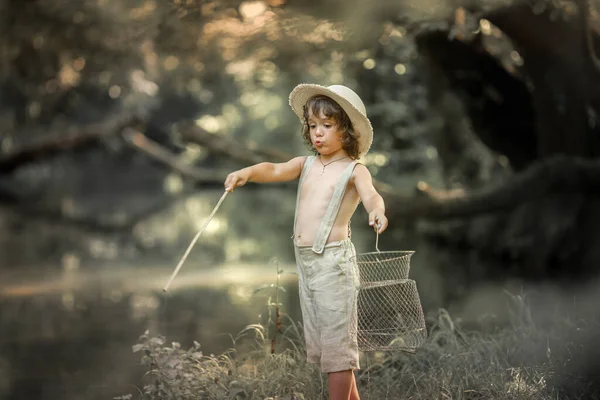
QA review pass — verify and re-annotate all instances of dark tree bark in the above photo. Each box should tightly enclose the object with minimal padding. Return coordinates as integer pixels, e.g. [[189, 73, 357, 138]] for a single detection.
[[415, 1, 600, 170], [416, 30, 537, 170], [408, 1, 600, 279], [486, 2, 600, 158]]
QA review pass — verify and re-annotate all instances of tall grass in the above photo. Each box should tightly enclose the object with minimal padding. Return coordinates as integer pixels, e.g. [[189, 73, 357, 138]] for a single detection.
[[123, 286, 600, 400]]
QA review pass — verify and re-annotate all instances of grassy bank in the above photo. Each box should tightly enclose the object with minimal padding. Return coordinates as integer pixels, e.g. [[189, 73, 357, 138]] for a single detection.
[[123, 294, 599, 400]]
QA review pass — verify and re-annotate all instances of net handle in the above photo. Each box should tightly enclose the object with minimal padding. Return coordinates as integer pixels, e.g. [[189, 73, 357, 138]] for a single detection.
[[375, 231, 380, 252]]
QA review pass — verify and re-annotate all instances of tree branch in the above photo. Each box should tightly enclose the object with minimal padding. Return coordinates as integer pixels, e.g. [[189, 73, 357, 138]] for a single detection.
[[0, 113, 139, 173], [385, 156, 600, 220], [175, 121, 291, 164], [0, 190, 194, 233], [121, 128, 228, 184]]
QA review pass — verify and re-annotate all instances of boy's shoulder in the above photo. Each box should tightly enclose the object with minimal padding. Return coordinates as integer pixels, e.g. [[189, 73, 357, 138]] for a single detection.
[[297, 155, 312, 168], [289, 155, 310, 163], [351, 160, 367, 171], [286, 155, 311, 175], [351, 162, 372, 180]]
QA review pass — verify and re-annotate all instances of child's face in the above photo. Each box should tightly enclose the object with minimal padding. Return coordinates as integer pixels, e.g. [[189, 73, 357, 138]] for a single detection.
[[307, 108, 345, 156]]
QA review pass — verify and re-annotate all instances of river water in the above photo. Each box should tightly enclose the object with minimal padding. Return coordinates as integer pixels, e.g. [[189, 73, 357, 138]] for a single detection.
[[0, 187, 492, 400]]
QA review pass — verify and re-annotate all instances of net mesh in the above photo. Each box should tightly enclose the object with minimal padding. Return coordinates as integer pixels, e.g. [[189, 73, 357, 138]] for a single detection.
[[352, 250, 427, 352]]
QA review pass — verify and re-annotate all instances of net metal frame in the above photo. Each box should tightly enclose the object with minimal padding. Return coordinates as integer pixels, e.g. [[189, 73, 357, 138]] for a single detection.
[[352, 245, 427, 353]]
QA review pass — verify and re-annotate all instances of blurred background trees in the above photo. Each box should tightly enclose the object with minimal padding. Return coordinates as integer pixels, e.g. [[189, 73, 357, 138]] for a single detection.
[[1, 0, 600, 280]]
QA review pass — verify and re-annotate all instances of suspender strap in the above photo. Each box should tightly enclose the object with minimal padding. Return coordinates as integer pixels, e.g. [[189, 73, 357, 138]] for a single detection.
[[311, 161, 357, 254]]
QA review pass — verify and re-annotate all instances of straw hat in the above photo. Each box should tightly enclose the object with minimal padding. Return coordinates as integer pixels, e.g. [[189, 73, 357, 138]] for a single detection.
[[289, 84, 373, 157]]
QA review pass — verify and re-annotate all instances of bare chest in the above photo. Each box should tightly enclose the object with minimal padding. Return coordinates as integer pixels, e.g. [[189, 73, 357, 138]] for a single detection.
[[297, 162, 358, 208], [300, 166, 340, 202], [293, 161, 360, 243]]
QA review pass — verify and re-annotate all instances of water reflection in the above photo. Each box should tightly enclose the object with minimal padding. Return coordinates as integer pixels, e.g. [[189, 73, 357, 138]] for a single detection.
[[0, 188, 479, 400]]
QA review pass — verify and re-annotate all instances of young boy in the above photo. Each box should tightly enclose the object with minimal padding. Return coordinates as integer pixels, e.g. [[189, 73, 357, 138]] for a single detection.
[[225, 84, 388, 400]]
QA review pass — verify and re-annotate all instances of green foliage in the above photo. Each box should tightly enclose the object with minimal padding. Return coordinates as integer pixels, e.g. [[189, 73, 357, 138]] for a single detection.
[[126, 291, 599, 400], [129, 321, 322, 399]]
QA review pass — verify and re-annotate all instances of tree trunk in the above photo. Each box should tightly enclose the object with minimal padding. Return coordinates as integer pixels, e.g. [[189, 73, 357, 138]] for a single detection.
[[412, 1, 600, 279], [486, 2, 600, 158], [415, 30, 538, 170], [416, 1, 600, 169]]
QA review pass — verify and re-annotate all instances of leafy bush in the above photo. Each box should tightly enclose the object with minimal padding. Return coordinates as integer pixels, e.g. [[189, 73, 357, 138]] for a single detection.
[[127, 317, 323, 400], [124, 293, 599, 400]]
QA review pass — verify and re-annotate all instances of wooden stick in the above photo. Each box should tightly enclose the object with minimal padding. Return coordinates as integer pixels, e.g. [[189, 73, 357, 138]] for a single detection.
[[163, 190, 229, 292]]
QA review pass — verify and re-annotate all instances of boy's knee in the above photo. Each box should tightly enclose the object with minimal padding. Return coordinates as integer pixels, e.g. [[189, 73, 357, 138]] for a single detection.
[[328, 369, 353, 377]]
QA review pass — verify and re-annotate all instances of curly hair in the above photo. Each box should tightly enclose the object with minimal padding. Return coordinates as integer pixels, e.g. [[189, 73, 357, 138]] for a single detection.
[[301, 95, 360, 159]]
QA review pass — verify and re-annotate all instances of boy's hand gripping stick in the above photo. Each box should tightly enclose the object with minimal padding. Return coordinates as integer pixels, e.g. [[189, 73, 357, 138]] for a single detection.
[[163, 190, 229, 292]]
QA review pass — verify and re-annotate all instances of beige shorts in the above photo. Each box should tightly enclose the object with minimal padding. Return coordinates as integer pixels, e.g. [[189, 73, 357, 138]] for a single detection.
[[294, 239, 360, 373]]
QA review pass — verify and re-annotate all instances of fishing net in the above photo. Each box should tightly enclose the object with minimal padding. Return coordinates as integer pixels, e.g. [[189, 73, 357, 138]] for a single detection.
[[352, 244, 427, 352]]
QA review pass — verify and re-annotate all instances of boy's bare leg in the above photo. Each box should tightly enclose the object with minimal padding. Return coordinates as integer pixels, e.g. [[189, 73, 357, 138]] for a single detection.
[[328, 370, 360, 400], [350, 371, 360, 400]]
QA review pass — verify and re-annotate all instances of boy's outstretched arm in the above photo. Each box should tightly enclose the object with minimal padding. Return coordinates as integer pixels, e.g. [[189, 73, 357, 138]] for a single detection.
[[225, 156, 305, 192], [353, 164, 389, 234]]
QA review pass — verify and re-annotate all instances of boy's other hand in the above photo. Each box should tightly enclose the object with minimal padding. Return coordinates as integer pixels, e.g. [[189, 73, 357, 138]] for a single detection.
[[369, 209, 388, 234], [225, 169, 250, 192]]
